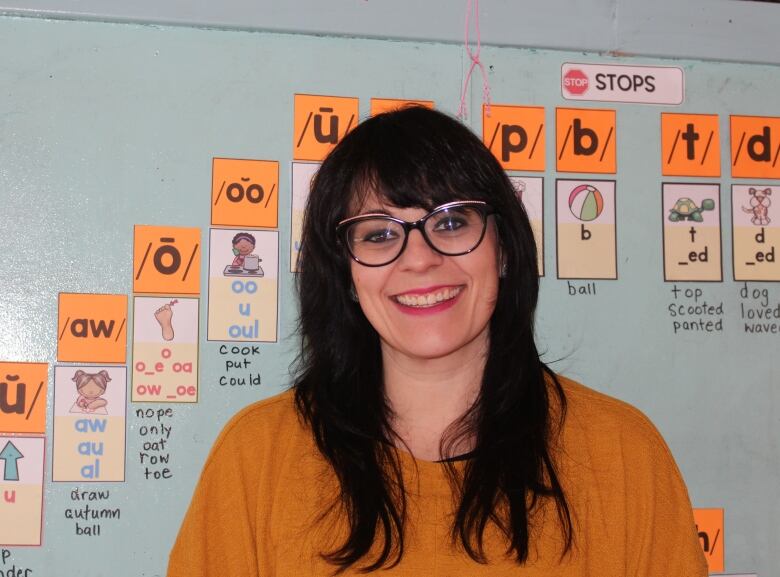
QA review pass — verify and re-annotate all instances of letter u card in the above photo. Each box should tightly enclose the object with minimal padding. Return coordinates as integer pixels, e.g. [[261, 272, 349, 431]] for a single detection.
[[0, 436, 44, 546], [290, 162, 320, 272], [0, 362, 48, 434], [293, 94, 358, 161], [52, 366, 126, 482]]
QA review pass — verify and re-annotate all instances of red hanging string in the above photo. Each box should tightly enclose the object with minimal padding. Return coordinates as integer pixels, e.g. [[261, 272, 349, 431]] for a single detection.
[[458, 0, 492, 120]]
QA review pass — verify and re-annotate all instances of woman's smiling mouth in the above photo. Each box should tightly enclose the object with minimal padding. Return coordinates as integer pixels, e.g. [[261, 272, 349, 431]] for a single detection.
[[392, 286, 464, 308]]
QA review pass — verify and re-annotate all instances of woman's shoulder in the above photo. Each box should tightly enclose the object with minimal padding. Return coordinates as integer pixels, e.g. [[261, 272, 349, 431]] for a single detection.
[[221, 387, 298, 430], [552, 373, 693, 510], [553, 373, 674, 456], [549, 378, 705, 576], [203, 388, 305, 467]]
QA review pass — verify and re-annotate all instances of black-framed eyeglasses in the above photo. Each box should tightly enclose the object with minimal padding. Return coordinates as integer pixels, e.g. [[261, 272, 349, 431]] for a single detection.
[[336, 200, 495, 267]]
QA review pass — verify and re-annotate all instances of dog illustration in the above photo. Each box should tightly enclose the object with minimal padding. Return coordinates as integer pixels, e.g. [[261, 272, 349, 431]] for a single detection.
[[742, 187, 771, 226]]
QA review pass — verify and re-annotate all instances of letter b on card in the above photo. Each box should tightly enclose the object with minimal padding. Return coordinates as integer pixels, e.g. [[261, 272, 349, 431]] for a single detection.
[[556, 108, 616, 174], [556, 180, 617, 279]]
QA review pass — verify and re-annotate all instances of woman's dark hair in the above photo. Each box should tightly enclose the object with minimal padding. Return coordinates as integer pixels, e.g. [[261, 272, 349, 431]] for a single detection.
[[293, 106, 571, 572]]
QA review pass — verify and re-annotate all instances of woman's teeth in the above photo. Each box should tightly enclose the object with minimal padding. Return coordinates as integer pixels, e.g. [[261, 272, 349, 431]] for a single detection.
[[394, 287, 462, 307]]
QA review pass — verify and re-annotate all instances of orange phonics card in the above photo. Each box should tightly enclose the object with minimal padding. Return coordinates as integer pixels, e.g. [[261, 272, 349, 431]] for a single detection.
[[370, 98, 434, 116], [133, 226, 201, 295], [211, 158, 279, 228], [0, 436, 45, 546], [556, 108, 616, 174], [662, 183, 722, 282], [58, 294, 127, 363], [731, 115, 780, 179], [484, 105, 545, 172], [293, 94, 359, 161], [661, 113, 720, 177], [694, 508, 724, 573], [0, 362, 48, 434]]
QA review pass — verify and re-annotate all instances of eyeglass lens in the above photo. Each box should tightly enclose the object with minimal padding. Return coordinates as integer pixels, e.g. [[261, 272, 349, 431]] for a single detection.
[[345, 205, 487, 265]]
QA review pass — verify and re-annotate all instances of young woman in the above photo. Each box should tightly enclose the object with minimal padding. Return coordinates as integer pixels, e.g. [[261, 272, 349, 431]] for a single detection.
[[168, 106, 706, 576]]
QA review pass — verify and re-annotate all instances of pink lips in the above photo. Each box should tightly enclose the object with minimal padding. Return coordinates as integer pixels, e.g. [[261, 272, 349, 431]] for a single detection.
[[390, 285, 464, 316]]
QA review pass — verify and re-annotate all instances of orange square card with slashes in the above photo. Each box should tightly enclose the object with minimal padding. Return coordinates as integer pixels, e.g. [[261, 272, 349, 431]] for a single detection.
[[133, 226, 201, 295], [0, 362, 48, 434], [211, 158, 279, 228], [293, 94, 359, 161], [693, 508, 724, 573], [556, 108, 616, 174], [57, 293, 128, 363]]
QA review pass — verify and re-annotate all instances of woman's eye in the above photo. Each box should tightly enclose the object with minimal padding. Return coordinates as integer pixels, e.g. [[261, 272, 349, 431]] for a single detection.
[[358, 227, 399, 243], [433, 216, 467, 232], [366, 231, 392, 243]]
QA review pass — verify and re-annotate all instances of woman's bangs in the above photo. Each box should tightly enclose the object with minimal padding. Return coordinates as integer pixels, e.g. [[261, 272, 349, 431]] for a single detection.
[[344, 145, 488, 214]]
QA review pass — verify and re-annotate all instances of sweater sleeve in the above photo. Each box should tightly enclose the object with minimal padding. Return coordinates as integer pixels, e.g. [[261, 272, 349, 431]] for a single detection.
[[167, 411, 263, 577], [622, 412, 708, 577]]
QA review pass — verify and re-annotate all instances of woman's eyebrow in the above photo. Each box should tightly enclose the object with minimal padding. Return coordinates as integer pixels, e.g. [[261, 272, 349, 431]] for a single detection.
[[356, 207, 391, 216]]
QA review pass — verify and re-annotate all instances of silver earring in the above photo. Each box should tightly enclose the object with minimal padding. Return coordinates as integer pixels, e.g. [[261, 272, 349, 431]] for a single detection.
[[349, 284, 359, 302], [499, 263, 508, 278]]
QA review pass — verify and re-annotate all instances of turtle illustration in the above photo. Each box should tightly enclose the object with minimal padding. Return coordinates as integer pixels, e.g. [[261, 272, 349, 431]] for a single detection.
[[668, 197, 715, 222]]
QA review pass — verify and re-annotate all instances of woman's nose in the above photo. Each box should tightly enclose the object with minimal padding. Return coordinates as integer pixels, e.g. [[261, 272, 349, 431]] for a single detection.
[[397, 228, 443, 271]]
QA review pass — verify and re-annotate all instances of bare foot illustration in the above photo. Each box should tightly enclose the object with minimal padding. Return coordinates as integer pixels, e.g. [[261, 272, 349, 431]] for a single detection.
[[154, 304, 175, 341]]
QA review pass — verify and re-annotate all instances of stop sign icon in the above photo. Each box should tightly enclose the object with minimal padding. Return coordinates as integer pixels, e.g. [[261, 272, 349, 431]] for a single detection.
[[563, 69, 589, 95]]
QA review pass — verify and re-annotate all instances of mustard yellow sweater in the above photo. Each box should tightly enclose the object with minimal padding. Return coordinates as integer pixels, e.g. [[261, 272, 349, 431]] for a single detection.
[[168, 377, 707, 576]]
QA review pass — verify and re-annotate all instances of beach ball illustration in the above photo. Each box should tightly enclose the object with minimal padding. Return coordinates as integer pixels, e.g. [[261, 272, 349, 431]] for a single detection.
[[568, 184, 604, 222]]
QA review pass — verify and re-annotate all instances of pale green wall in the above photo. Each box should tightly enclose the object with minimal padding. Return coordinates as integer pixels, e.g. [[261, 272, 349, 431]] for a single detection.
[[0, 14, 777, 577], [2, 0, 780, 64]]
